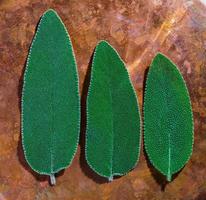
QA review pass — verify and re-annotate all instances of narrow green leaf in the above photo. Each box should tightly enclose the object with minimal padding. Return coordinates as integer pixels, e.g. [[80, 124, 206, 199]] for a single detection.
[[144, 53, 194, 181], [21, 9, 80, 184], [86, 41, 141, 181]]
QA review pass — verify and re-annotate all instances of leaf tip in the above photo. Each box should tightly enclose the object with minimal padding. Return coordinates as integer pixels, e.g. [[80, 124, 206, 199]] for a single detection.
[[43, 8, 59, 18], [96, 40, 111, 48], [151, 52, 172, 69], [154, 52, 166, 60]]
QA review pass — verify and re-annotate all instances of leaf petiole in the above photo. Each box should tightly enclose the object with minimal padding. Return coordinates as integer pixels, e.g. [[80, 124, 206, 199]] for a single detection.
[[50, 174, 56, 185]]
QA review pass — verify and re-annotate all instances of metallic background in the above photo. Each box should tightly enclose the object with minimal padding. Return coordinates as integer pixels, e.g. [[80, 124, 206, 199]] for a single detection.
[[0, 0, 205, 199]]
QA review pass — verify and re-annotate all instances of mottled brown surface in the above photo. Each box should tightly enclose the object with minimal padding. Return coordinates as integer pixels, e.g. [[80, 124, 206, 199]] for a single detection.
[[0, 0, 206, 199]]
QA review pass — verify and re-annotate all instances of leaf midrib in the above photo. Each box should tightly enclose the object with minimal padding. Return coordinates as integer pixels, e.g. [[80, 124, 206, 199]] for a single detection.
[[102, 47, 115, 178], [47, 17, 59, 174], [158, 62, 173, 179]]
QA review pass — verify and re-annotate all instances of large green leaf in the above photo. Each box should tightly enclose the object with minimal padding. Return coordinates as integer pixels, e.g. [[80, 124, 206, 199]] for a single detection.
[[21, 9, 80, 184], [144, 53, 193, 181], [86, 41, 141, 181]]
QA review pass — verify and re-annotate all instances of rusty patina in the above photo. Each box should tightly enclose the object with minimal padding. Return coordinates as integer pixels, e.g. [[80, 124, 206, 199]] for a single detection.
[[0, 0, 206, 199]]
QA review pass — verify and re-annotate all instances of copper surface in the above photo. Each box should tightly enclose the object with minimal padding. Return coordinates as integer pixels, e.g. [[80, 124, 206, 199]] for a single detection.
[[0, 0, 206, 199]]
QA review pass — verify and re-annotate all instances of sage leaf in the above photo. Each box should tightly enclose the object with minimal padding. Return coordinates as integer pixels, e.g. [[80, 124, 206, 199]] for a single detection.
[[21, 9, 80, 184], [144, 53, 194, 181], [86, 41, 141, 181]]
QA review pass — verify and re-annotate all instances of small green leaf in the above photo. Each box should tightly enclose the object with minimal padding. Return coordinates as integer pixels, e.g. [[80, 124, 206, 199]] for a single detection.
[[86, 41, 141, 180], [144, 53, 194, 181], [21, 9, 80, 184]]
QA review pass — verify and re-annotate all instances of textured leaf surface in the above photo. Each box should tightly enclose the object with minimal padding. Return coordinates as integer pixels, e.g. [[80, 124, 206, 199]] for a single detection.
[[144, 53, 193, 181], [21, 9, 80, 181], [86, 41, 141, 180]]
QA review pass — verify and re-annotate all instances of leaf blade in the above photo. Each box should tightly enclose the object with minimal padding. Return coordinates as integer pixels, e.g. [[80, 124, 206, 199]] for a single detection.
[[144, 53, 193, 181], [86, 41, 141, 180], [21, 9, 80, 177]]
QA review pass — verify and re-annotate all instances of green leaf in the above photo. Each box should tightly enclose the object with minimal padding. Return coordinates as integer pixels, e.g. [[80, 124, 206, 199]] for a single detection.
[[144, 53, 194, 181], [21, 9, 80, 184], [86, 41, 141, 181]]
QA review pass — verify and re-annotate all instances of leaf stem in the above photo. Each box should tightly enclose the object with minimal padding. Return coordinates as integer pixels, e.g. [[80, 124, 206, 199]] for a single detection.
[[167, 174, 172, 182], [108, 176, 113, 182], [50, 174, 56, 185]]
